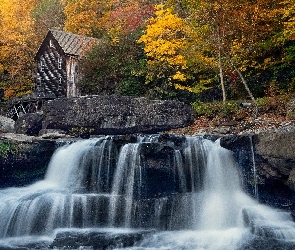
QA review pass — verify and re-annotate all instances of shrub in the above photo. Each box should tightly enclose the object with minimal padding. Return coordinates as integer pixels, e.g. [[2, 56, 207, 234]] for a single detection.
[[191, 101, 240, 118], [0, 142, 14, 158]]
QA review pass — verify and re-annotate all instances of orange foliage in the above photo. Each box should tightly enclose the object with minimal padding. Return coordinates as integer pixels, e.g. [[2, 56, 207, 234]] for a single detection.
[[61, 0, 113, 36], [0, 0, 37, 98], [104, 3, 154, 36]]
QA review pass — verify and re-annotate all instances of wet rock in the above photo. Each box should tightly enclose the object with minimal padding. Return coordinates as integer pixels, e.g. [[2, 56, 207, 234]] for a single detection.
[[140, 144, 179, 199], [42, 95, 196, 135], [252, 129, 295, 204], [220, 134, 251, 151], [287, 169, 295, 190], [219, 134, 257, 197], [239, 236, 295, 250], [0, 237, 52, 250], [158, 133, 186, 150], [51, 229, 154, 249], [253, 128, 295, 162], [0, 134, 57, 188], [219, 133, 295, 208], [242, 207, 295, 240]]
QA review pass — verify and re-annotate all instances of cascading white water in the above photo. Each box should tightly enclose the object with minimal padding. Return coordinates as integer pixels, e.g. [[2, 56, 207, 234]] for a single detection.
[[197, 139, 245, 230], [127, 139, 295, 250], [0, 135, 295, 250], [108, 143, 141, 227], [250, 135, 259, 199]]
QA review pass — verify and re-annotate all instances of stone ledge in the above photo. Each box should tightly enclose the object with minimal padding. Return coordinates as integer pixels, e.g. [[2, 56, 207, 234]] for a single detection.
[[42, 95, 196, 135]]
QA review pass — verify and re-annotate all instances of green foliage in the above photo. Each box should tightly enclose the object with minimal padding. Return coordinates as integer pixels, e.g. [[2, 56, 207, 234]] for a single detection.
[[256, 94, 292, 114], [0, 142, 15, 158], [191, 101, 240, 118], [192, 94, 293, 119], [32, 0, 65, 31], [79, 30, 147, 97], [117, 77, 146, 97]]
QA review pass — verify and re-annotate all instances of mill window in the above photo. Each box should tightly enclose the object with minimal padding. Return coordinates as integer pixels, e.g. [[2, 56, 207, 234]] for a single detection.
[[40, 60, 45, 72], [58, 57, 62, 69], [58, 77, 62, 90]]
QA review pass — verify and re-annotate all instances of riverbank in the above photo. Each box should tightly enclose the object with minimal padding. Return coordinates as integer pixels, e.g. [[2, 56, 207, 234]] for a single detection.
[[169, 94, 295, 135], [169, 112, 295, 135]]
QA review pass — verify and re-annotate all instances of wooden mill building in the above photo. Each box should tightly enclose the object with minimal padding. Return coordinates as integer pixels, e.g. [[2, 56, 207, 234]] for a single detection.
[[34, 29, 99, 99]]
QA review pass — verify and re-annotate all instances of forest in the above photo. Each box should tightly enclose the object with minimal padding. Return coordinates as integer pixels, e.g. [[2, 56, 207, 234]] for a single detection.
[[0, 0, 295, 106]]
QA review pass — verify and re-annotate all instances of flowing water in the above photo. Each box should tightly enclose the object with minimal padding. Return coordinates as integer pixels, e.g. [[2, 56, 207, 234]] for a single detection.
[[0, 135, 295, 249]]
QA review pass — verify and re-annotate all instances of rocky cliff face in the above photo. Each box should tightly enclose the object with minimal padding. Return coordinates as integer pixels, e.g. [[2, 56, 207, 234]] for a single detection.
[[220, 127, 295, 209], [253, 127, 295, 208], [0, 134, 59, 188]]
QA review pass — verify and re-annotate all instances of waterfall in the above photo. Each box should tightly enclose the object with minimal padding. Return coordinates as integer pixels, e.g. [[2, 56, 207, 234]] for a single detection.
[[198, 139, 244, 230], [108, 143, 141, 227], [248, 135, 259, 200], [1, 135, 295, 250]]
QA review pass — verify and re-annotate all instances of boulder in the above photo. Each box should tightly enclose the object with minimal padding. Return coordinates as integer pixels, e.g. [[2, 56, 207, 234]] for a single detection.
[[253, 127, 295, 163], [0, 133, 57, 188], [220, 131, 295, 208], [51, 229, 154, 249], [42, 95, 196, 135], [0, 115, 15, 133], [14, 112, 43, 136]]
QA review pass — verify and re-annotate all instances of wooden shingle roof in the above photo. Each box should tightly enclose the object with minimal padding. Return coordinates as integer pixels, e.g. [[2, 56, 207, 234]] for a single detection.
[[35, 29, 100, 59], [50, 30, 99, 56]]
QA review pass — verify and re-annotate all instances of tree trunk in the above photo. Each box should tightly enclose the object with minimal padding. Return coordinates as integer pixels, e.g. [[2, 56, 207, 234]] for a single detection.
[[230, 61, 255, 103], [217, 25, 226, 104], [227, 56, 258, 117]]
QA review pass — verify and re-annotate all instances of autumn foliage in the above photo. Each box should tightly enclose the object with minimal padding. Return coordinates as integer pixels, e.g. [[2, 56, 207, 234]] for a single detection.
[[0, 0, 295, 101], [137, 4, 190, 95]]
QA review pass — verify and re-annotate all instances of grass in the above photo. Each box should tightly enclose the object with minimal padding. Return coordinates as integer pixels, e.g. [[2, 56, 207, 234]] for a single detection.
[[0, 142, 15, 157]]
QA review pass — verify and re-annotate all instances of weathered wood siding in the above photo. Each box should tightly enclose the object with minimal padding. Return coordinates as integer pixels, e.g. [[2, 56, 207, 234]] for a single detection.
[[35, 30, 99, 99], [66, 56, 80, 97], [36, 33, 67, 98]]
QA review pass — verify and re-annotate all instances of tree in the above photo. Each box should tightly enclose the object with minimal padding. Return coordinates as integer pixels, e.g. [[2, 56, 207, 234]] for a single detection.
[[137, 4, 192, 99], [61, 0, 115, 37], [178, 0, 234, 103], [0, 0, 38, 98], [183, 0, 283, 103], [79, 31, 147, 97], [77, 1, 154, 97], [282, 0, 295, 40], [103, 2, 154, 37], [32, 0, 65, 34], [265, 0, 295, 94]]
